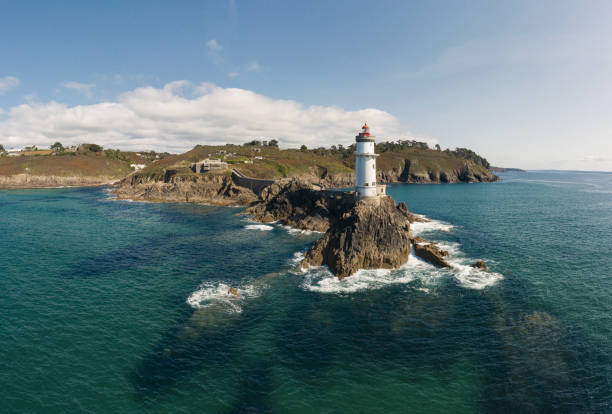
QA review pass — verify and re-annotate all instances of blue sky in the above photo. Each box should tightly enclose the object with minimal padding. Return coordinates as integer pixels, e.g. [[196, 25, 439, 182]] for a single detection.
[[1, 0, 611, 170]]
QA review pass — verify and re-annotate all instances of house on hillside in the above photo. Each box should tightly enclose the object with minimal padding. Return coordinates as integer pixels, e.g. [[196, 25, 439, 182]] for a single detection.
[[191, 158, 229, 173]]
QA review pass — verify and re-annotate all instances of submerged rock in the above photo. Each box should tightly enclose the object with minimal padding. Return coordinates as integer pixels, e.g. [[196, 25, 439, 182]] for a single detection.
[[301, 196, 413, 279], [470, 260, 488, 270]]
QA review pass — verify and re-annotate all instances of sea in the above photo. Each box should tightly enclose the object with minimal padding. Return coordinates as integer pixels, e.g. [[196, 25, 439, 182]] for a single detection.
[[1, 170, 611, 413]]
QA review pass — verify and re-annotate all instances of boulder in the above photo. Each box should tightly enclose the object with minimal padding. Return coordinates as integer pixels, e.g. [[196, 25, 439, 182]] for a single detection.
[[411, 239, 451, 268], [470, 260, 488, 270]]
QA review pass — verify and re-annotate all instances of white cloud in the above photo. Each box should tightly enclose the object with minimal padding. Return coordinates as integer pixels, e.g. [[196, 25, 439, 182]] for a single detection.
[[62, 81, 95, 97], [0, 81, 433, 152], [246, 61, 260, 72], [0, 76, 20, 94], [206, 39, 223, 64]]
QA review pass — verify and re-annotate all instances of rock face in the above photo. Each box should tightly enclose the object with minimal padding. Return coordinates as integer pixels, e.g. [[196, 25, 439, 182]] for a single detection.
[[377, 161, 498, 184], [112, 171, 258, 205], [0, 174, 117, 188], [301, 196, 414, 279], [246, 178, 454, 278], [246, 178, 356, 232], [471, 260, 488, 270], [411, 237, 451, 268]]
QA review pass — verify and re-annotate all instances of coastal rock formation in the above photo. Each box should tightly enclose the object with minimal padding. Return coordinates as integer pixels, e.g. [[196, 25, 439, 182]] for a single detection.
[[246, 178, 357, 232], [301, 196, 414, 279], [375, 160, 498, 184], [471, 260, 488, 270], [411, 237, 451, 268], [0, 174, 117, 188], [112, 171, 258, 205], [246, 178, 451, 278]]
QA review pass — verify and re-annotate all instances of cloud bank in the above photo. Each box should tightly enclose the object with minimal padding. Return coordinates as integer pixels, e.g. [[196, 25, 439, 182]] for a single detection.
[[0, 81, 430, 152]]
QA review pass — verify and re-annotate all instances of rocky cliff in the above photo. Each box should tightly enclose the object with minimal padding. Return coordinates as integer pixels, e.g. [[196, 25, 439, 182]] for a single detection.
[[301, 196, 415, 278], [112, 171, 258, 205], [246, 179, 357, 232], [0, 174, 117, 188], [245, 178, 451, 278]]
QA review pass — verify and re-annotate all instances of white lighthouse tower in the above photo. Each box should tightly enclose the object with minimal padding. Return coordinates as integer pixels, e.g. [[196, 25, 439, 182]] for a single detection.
[[355, 123, 384, 198]]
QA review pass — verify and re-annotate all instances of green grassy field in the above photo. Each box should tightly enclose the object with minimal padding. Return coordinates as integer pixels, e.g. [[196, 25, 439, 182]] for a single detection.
[[134, 143, 493, 181]]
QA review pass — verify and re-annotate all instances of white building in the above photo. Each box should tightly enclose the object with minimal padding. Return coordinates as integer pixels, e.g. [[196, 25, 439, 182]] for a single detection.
[[355, 123, 385, 198], [191, 158, 229, 173]]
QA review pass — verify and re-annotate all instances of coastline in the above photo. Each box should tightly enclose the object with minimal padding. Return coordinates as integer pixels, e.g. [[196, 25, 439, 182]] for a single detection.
[[0, 174, 120, 190]]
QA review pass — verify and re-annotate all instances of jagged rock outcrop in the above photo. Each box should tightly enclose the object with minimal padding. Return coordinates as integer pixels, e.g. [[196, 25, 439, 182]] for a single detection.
[[411, 237, 451, 268], [246, 178, 454, 278], [246, 178, 357, 232], [471, 260, 488, 270], [112, 171, 258, 205], [301, 196, 414, 279]]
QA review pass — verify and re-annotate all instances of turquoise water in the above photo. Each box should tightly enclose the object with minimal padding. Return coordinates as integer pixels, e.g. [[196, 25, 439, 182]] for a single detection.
[[1, 171, 611, 413]]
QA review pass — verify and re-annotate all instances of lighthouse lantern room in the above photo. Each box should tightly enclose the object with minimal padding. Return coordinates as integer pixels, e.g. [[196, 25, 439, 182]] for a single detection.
[[355, 123, 384, 198]]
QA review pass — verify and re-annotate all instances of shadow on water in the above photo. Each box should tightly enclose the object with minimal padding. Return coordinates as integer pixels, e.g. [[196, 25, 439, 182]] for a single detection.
[[128, 271, 284, 405], [129, 302, 245, 400], [126, 263, 612, 413]]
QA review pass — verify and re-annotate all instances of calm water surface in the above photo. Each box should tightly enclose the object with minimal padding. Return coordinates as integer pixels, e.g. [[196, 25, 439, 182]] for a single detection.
[[1, 171, 611, 413]]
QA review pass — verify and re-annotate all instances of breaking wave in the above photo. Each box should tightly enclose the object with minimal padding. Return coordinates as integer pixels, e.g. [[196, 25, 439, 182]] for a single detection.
[[244, 224, 274, 231], [186, 281, 260, 313], [299, 214, 503, 293], [279, 224, 324, 236], [410, 216, 455, 235]]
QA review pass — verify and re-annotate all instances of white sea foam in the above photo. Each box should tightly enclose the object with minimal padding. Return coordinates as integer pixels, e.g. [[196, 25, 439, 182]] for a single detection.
[[299, 233, 504, 293], [186, 281, 259, 313], [245, 224, 274, 231], [451, 263, 504, 290], [280, 224, 324, 236], [290, 251, 306, 267], [301, 248, 444, 294], [436, 242, 504, 290], [410, 217, 455, 235]]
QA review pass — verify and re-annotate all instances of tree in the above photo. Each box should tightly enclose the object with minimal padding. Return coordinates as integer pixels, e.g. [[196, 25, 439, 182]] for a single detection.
[[268, 139, 279, 148], [88, 144, 103, 152], [50, 142, 64, 151], [0, 144, 5, 153], [300, 144, 307, 152], [435, 144, 441, 151]]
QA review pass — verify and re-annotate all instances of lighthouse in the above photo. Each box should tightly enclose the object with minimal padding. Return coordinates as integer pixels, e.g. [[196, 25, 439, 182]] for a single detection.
[[355, 123, 384, 198]]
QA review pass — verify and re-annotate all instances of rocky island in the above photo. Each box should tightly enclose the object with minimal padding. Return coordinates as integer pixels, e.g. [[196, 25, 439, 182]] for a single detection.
[[246, 124, 472, 278]]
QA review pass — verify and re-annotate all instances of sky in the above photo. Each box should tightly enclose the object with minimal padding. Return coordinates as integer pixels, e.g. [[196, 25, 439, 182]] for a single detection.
[[1, 0, 611, 171]]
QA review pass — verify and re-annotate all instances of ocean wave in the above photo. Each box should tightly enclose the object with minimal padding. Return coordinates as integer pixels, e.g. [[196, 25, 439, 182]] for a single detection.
[[299, 237, 503, 293], [186, 281, 259, 313], [279, 224, 324, 236], [451, 263, 504, 290], [300, 249, 443, 294], [410, 216, 455, 235], [244, 224, 274, 231]]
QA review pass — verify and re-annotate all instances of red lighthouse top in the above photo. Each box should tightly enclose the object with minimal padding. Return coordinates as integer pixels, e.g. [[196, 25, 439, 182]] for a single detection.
[[360, 122, 371, 136], [356, 122, 374, 141]]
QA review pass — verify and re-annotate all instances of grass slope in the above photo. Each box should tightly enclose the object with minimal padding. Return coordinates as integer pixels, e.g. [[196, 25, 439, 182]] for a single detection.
[[135, 144, 493, 181]]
